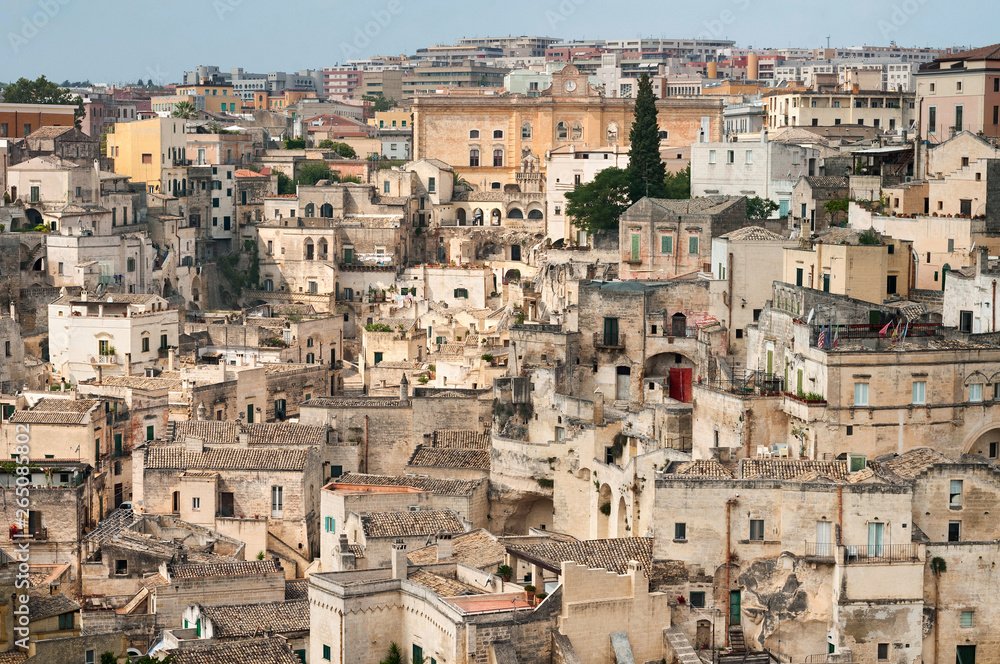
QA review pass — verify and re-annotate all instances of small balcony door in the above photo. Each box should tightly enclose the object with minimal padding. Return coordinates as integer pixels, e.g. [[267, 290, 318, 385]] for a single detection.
[[816, 521, 832, 557], [868, 521, 884, 557]]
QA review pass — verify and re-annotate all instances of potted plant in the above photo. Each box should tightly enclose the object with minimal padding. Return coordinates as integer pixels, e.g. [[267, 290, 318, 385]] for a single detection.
[[497, 564, 513, 582], [523, 585, 536, 602], [535, 592, 548, 603]]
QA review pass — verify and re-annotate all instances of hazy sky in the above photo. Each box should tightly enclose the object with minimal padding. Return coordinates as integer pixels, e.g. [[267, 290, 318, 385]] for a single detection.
[[1, 0, 994, 84]]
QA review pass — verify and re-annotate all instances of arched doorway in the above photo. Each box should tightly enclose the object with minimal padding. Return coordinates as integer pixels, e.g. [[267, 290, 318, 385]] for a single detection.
[[942, 263, 951, 292], [967, 427, 1000, 459], [320, 203, 333, 218], [490, 209, 501, 225], [597, 484, 612, 538], [617, 496, 628, 537], [25, 208, 43, 226], [671, 312, 688, 337], [457, 208, 467, 226], [473, 208, 484, 225]]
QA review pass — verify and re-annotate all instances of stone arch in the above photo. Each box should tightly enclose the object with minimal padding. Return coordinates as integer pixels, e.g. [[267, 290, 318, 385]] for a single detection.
[[617, 495, 628, 537], [304, 203, 315, 217], [527, 207, 544, 220], [318, 238, 329, 260], [191, 275, 202, 305], [304, 238, 315, 260], [320, 203, 334, 218], [507, 207, 524, 219], [25, 208, 43, 226], [556, 122, 568, 140], [490, 209, 501, 225], [597, 483, 612, 539], [457, 208, 467, 225], [472, 208, 484, 225], [644, 352, 697, 379]]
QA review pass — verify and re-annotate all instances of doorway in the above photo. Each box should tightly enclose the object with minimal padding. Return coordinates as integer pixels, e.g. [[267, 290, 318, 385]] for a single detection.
[[816, 521, 832, 557], [729, 590, 741, 626], [615, 366, 630, 401]]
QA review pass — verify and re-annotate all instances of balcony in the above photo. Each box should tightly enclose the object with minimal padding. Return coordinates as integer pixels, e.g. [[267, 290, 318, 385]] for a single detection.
[[840, 543, 921, 565], [593, 332, 625, 350], [803, 541, 836, 561], [29, 527, 47, 541], [90, 355, 118, 366]]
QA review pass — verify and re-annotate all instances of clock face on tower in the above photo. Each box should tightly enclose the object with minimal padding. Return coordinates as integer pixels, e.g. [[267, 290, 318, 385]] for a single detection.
[[564, 80, 577, 92]]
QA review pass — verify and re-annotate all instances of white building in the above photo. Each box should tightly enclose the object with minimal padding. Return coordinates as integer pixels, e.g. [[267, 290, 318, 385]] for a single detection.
[[544, 146, 630, 242], [46, 230, 155, 294], [690, 135, 820, 218], [48, 292, 179, 383], [943, 248, 1000, 334]]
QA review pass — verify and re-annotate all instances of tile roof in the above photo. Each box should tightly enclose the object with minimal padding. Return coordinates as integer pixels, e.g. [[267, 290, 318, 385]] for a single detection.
[[169, 559, 282, 580], [304, 396, 409, 408], [407, 529, 505, 568], [505, 537, 653, 576], [408, 446, 490, 470], [740, 459, 852, 482], [938, 43, 1000, 62], [284, 579, 309, 600], [9, 398, 103, 425], [145, 446, 309, 472], [360, 509, 465, 539], [432, 429, 490, 449], [0, 652, 27, 664], [101, 375, 184, 391], [22, 125, 75, 139], [407, 569, 484, 597], [336, 473, 481, 496], [801, 175, 849, 189], [27, 592, 80, 621], [171, 421, 328, 446], [169, 637, 302, 664], [879, 447, 955, 480], [666, 460, 735, 479], [202, 599, 309, 637], [720, 226, 786, 242], [235, 169, 268, 178]]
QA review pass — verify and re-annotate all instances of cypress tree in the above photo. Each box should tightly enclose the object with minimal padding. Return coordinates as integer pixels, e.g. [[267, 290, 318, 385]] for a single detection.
[[627, 73, 667, 201]]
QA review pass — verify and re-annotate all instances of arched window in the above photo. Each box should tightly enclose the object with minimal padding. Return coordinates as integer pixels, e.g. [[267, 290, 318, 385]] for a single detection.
[[507, 208, 524, 219], [521, 122, 532, 139], [469, 129, 480, 139], [304, 203, 315, 217], [318, 238, 328, 259], [571, 121, 584, 140], [658, 130, 669, 141], [607, 122, 619, 142], [491, 209, 501, 225], [469, 149, 480, 167], [305, 239, 315, 260], [527, 209, 544, 219], [320, 203, 333, 218], [493, 149, 504, 167], [556, 122, 568, 140], [493, 130, 504, 139]]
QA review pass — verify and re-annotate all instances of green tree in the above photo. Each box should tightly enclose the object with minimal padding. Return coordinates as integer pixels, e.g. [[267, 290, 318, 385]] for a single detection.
[[565, 167, 632, 235], [318, 140, 357, 158], [746, 196, 780, 220], [2, 75, 85, 127], [626, 73, 667, 202], [363, 94, 396, 113], [277, 171, 295, 195], [380, 642, 402, 664], [662, 164, 691, 199], [101, 652, 117, 664], [317, 139, 335, 149], [283, 137, 306, 150], [297, 162, 333, 186], [823, 197, 850, 226], [171, 101, 197, 119]]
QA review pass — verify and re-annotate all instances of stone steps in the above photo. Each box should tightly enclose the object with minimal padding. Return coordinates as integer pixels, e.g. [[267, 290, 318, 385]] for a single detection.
[[663, 627, 702, 664]]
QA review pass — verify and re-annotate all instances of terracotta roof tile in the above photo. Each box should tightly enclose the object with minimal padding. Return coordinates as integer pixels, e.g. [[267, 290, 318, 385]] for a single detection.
[[408, 446, 489, 470], [407, 569, 484, 597], [202, 599, 309, 637], [146, 446, 308, 471], [169, 559, 282, 580], [169, 637, 302, 664], [432, 430, 490, 449], [27, 592, 79, 621], [360, 509, 465, 539], [667, 460, 735, 479], [407, 529, 504, 568], [505, 537, 653, 576], [171, 421, 328, 446], [336, 473, 481, 496], [740, 459, 852, 481], [284, 579, 308, 600]]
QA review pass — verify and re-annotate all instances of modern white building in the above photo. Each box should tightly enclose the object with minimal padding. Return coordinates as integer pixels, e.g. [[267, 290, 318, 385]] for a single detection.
[[690, 135, 820, 218], [48, 292, 180, 383], [544, 145, 630, 242]]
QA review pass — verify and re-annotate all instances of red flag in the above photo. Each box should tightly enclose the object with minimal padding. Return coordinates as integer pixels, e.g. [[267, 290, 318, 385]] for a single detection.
[[879, 322, 892, 337]]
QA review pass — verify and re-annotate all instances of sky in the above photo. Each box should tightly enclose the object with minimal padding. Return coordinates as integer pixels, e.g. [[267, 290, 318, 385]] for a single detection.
[[0, 0, 996, 84]]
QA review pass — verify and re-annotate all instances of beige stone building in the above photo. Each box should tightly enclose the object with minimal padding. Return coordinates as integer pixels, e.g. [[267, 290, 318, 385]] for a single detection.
[[765, 88, 916, 131], [413, 65, 724, 187]]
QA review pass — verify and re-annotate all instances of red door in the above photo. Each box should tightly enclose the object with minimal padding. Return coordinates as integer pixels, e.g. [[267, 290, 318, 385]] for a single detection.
[[669, 368, 693, 403]]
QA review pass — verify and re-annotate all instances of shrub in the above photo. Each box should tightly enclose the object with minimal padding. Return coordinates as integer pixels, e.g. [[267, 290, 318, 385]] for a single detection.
[[537, 478, 554, 489], [536, 592, 548, 600], [523, 585, 536, 592], [599, 502, 611, 516], [496, 564, 513, 579], [482, 354, 495, 362]]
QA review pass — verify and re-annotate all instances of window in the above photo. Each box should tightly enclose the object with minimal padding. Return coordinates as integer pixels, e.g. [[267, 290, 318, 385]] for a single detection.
[[690, 591, 706, 608], [86, 651, 95, 664], [325, 516, 335, 532], [373, 352, 383, 364], [991, 441, 999, 459], [127, 257, 136, 272], [674, 523, 687, 541], [661, 236, 673, 254], [493, 130, 503, 139], [556, 121, 568, 140], [161, 334, 168, 350], [30, 186, 39, 203], [854, 382, 869, 407], [493, 149, 503, 167], [688, 236, 699, 254], [912, 381, 926, 405], [970, 383, 983, 403], [58, 612, 73, 630], [708, 150, 717, 164], [192, 497, 201, 511], [745, 150, 753, 164], [950, 479, 963, 507], [469, 149, 480, 167], [469, 130, 480, 139], [142, 153, 152, 164], [271, 486, 284, 517], [928, 106, 937, 133], [727, 150, 735, 164], [961, 610, 974, 627], [428, 177, 436, 193], [323, 644, 332, 661], [522, 122, 532, 139], [275, 398, 287, 420], [115, 559, 128, 575], [454, 288, 469, 299], [749, 519, 764, 541], [948, 521, 961, 542], [146, 425, 155, 441], [877, 644, 889, 661], [959, 311, 973, 333], [0, 124, 6, 137]]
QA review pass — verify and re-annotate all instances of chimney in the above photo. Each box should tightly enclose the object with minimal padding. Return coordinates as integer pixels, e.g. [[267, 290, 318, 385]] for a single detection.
[[168, 348, 175, 372], [336, 534, 357, 571], [185, 437, 204, 453], [391, 540, 408, 580], [94, 365, 103, 384], [593, 390, 605, 425], [760, 128, 768, 144], [196, 402, 207, 421], [125, 352, 132, 376], [436, 533, 454, 562], [220, 358, 227, 382], [93, 159, 101, 209], [399, 372, 409, 403], [978, 246, 990, 276]]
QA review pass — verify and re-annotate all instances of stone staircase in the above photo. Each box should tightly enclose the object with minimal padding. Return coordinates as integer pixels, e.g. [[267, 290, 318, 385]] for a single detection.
[[663, 627, 701, 664]]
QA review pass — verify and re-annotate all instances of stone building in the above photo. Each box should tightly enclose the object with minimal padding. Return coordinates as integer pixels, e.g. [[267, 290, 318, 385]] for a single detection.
[[337, 509, 470, 571], [181, 599, 309, 660], [790, 175, 850, 232], [618, 196, 755, 281]]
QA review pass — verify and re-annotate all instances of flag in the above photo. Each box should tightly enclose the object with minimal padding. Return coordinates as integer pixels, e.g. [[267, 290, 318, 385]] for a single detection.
[[833, 324, 839, 348], [879, 321, 892, 337], [818, 328, 827, 349]]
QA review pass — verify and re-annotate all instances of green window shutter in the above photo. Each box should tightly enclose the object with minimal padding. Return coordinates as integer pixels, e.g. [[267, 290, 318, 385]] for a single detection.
[[631, 234, 640, 261], [689, 236, 699, 254], [661, 235, 672, 253]]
